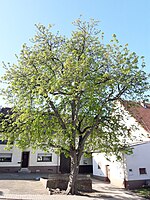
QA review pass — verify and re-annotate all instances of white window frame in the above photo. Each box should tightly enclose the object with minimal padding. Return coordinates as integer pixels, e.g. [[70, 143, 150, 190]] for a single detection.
[[0, 153, 12, 162], [37, 153, 52, 162]]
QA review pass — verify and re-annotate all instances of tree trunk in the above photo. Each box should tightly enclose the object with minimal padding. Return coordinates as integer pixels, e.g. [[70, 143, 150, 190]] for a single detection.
[[66, 151, 80, 195]]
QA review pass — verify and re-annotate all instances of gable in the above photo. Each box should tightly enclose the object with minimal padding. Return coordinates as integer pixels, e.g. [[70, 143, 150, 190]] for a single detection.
[[121, 100, 150, 133]]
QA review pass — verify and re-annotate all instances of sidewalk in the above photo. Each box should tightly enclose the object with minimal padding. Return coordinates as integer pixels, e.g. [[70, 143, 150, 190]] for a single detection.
[[0, 173, 146, 200]]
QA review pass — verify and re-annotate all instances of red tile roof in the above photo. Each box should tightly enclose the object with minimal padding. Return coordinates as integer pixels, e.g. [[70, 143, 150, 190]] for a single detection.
[[121, 100, 150, 133]]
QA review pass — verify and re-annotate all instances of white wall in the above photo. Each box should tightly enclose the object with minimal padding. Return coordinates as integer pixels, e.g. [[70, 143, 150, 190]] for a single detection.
[[29, 149, 59, 166], [0, 145, 92, 168], [109, 157, 125, 187], [0, 146, 60, 167], [125, 142, 150, 181], [92, 102, 150, 187], [29, 150, 92, 167], [92, 143, 150, 187], [0, 145, 22, 167], [92, 153, 110, 177], [92, 152, 125, 187]]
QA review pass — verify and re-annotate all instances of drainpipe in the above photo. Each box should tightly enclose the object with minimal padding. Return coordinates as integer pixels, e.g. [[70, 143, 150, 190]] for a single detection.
[[122, 153, 127, 189]]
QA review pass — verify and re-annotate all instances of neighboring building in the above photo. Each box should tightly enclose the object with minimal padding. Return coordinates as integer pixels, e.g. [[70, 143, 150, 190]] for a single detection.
[[92, 100, 150, 189], [0, 145, 59, 173], [0, 144, 92, 173], [0, 107, 92, 174], [124, 141, 150, 189]]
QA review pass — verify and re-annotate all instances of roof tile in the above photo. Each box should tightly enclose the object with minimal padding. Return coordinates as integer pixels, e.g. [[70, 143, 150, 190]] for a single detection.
[[122, 100, 150, 132]]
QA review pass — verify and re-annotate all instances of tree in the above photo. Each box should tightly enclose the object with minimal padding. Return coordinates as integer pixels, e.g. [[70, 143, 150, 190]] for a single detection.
[[0, 18, 149, 194]]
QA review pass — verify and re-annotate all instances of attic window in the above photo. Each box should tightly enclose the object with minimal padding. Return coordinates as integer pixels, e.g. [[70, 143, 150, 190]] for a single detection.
[[139, 168, 147, 175]]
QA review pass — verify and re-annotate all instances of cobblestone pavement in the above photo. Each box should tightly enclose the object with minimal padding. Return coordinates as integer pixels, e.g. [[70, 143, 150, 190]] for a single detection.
[[0, 173, 146, 200]]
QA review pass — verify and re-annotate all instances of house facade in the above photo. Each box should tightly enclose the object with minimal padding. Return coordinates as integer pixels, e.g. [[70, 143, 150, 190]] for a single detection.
[[0, 144, 59, 173], [125, 141, 150, 189], [0, 144, 92, 173], [92, 101, 150, 189]]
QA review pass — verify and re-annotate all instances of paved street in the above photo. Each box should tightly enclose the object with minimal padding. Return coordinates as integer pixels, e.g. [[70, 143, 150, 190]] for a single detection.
[[0, 173, 146, 200]]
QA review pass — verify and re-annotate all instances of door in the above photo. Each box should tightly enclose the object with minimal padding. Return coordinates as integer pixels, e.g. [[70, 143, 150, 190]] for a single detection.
[[21, 151, 30, 168], [60, 153, 71, 173]]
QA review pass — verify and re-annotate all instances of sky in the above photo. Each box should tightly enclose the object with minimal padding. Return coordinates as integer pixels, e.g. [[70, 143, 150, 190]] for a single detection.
[[0, 0, 150, 105]]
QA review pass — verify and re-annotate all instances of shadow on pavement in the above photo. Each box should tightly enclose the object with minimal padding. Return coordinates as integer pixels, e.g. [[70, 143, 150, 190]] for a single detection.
[[0, 172, 49, 180]]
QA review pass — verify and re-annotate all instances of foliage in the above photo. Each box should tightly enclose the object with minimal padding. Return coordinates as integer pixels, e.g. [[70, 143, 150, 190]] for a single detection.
[[133, 188, 150, 199], [0, 18, 149, 194]]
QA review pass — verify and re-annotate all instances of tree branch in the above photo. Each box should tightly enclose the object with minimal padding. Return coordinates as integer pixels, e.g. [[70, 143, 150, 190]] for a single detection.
[[71, 99, 76, 148], [47, 99, 66, 130], [46, 39, 65, 72], [49, 91, 73, 96], [108, 85, 128, 101], [77, 34, 86, 61], [47, 141, 70, 153], [77, 114, 100, 152], [80, 126, 91, 134]]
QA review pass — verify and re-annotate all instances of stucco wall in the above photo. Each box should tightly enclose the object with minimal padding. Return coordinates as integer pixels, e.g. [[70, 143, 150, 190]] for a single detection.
[[92, 153, 109, 177], [93, 142, 150, 188], [0, 145, 22, 167], [0, 145, 92, 169], [125, 142, 150, 181], [0, 146, 61, 168], [29, 149, 59, 167], [92, 153, 125, 187]]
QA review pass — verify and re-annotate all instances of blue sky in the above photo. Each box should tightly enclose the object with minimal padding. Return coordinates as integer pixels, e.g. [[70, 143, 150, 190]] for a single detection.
[[0, 0, 150, 105]]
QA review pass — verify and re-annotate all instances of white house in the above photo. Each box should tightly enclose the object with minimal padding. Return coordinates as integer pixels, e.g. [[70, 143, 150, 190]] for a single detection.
[[125, 141, 150, 189], [0, 144, 59, 173], [92, 100, 150, 189], [0, 143, 92, 174]]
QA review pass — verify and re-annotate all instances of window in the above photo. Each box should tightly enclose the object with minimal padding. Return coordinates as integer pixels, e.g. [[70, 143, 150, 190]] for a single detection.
[[98, 162, 101, 169], [0, 140, 13, 145], [129, 169, 133, 176], [98, 165, 101, 169], [83, 159, 88, 165], [98, 163, 101, 169], [139, 168, 147, 175], [37, 153, 52, 162], [0, 153, 12, 162], [0, 140, 8, 145]]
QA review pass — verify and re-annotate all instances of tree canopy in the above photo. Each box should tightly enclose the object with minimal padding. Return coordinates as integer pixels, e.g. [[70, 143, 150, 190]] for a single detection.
[[0, 18, 149, 194]]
